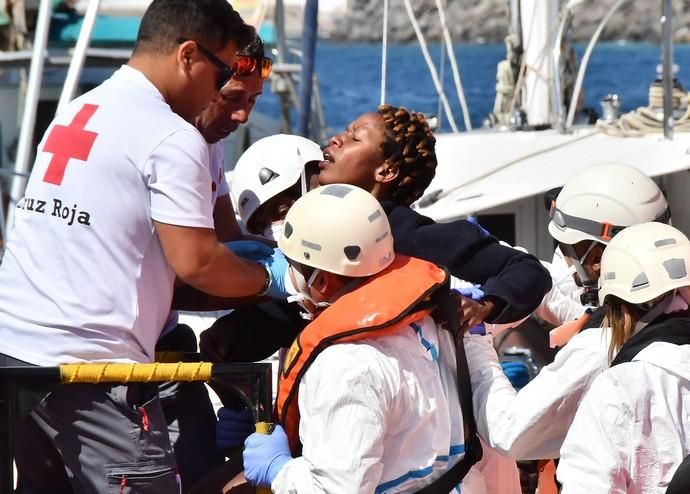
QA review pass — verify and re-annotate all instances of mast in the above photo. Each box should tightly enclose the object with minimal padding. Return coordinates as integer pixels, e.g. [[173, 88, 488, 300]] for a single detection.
[[297, 0, 318, 137], [661, 0, 673, 140]]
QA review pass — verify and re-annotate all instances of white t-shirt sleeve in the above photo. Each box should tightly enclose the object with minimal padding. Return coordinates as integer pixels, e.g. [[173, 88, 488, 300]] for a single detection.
[[146, 128, 214, 228]]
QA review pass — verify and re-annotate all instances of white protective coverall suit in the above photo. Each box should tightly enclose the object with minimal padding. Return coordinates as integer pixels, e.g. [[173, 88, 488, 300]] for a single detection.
[[465, 327, 610, 460], [534, 247, 587, 326], [558, 341, 690, 493], [272, 315, 466, 494]]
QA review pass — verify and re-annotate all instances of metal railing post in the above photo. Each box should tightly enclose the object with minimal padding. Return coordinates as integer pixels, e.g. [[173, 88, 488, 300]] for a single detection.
[[6, 0, 53, 237]]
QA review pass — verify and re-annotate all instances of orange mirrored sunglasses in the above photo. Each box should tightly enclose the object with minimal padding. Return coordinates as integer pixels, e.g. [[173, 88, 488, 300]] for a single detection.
[[233, 55, 273, 80]]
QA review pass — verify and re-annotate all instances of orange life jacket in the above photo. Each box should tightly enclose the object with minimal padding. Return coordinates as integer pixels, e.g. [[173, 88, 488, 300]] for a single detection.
[[275, 254, 448, 454]]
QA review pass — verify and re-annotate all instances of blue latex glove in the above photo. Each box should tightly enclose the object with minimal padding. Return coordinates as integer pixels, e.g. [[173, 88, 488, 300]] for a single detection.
[[453, 284, 485, 301], [254, 248, 289, 300], [224, 239, 274, 261], [500, 360, 531, 390], [466, 216, 491, 238], [468, 323, 486, 335], [216, 407, 254, 450], [243, 425, 292, 487]]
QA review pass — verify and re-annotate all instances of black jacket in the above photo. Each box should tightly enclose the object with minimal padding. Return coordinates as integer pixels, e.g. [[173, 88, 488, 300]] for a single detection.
[[383, 201, 552, 324]]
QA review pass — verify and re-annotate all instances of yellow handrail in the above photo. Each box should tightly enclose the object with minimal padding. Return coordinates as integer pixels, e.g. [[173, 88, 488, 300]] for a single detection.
[[60, 362, 213, 384]]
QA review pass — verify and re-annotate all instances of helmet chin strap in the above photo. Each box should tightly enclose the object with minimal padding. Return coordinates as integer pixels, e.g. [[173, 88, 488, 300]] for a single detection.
[[633, 292, 675, 333], [562, 241, 599, 307]]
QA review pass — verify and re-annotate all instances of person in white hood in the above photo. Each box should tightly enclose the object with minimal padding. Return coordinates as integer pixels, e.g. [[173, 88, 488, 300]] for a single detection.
[[465, 163, 672, 461], [557, 222, 690, 493]]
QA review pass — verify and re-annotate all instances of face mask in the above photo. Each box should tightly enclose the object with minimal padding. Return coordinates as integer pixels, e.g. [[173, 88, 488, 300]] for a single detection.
[[287, 266, 331, 320], [664, 286, 690, 314], [262, 222, 285, 242]]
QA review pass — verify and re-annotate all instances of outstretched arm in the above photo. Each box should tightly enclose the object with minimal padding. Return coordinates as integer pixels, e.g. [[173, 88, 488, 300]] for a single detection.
[[465, 329, 609, 460], [385, 205, 551, 323]]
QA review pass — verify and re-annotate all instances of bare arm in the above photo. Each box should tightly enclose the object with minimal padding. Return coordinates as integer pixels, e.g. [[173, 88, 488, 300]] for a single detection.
[[213, 193, 243, 243], [155, 221, 266, 298]]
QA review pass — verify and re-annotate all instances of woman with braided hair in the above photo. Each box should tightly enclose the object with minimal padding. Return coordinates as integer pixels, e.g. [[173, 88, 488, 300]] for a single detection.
[[317, 104, 551, 326], [201, 105, 551, 363]]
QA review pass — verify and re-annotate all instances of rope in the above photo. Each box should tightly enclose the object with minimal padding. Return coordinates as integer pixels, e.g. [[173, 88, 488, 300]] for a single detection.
[[507, 0, 540, 117], [597, 105, 690, 137], [433, 0, 472, 130], [380, 0, 389, 105], [60, 362, 213, 384], [401, 0, 459, 133]]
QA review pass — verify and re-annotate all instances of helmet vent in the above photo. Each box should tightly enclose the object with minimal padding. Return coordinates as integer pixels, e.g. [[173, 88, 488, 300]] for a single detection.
[[258, 167, 280, 185], [284, 222, 293, 238], [320, 184, 353, 198], [301, 239, 322, 251], [663, 258, 687, 279], [375, 231, 389, 243], [344, 245, 361, 261], [655, 238, 677, 247], [604, 272, 616, 280], [631, 273, 650, 291], [368, 210, 382, 222]]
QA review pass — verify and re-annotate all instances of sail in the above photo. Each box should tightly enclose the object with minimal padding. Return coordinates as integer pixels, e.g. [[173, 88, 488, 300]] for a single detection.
[[521, 0, 559, 126]]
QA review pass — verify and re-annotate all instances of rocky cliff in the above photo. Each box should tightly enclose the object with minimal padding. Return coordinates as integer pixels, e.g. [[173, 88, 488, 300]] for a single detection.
[[326, 0, 690, 43]]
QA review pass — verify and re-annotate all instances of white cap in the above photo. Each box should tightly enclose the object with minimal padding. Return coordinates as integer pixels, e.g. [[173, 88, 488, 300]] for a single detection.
[[278, 184, 394, 277], [231, 134, 323, 227], [599, 222, 690, 305], [548, 163, 670, 245]]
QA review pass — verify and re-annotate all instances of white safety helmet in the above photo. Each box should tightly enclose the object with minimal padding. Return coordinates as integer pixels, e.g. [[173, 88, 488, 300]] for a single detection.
[[231, 134, 324, 228], [598, 222, 690, 305], [548, 163, 670, 245], [278, 184, 395, 277]]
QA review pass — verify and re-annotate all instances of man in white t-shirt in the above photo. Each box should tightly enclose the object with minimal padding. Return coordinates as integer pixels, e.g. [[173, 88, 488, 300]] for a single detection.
[[0, 1, 289, 492], [156, 33, 272, 492]]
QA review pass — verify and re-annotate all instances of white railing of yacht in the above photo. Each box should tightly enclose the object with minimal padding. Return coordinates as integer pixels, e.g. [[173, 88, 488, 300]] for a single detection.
[[56, 0, 103, 114], [6, 0, 53, 238]]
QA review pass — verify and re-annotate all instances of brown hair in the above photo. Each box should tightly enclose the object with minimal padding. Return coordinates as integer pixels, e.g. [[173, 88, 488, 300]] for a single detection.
[[604, 296, 642, 363], [377, 104, 437, 206]]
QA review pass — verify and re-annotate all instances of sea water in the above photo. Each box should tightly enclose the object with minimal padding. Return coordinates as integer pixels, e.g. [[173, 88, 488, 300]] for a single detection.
[[255, 41, 690, 134]]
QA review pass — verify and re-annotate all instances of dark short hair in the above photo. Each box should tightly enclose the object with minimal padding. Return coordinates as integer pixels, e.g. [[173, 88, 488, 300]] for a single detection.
[[134, 0, 253, 56], [377, 104, 437, 206], [238, 32, 265, 60]]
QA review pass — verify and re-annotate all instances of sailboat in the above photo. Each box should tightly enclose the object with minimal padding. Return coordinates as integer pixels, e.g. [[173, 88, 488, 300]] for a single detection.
[[403, 0, 690, 261]]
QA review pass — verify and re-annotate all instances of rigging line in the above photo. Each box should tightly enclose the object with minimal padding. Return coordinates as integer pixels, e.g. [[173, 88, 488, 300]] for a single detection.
[[508, 0, 540, 116], [427, 129, 600, 203], [381, 0, 389, 105], [402, 0, 459, 132], [565, 0, 628, 129], [434, 0, 472, 130]]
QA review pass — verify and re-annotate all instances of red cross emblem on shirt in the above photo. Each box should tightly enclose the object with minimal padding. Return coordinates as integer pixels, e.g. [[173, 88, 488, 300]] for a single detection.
[[42, 103, 99, 185]]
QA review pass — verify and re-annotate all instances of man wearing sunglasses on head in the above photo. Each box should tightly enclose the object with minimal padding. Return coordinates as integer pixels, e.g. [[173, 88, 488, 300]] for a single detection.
[[0, 1, 293, 493], [155, 32, 275, 493]]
